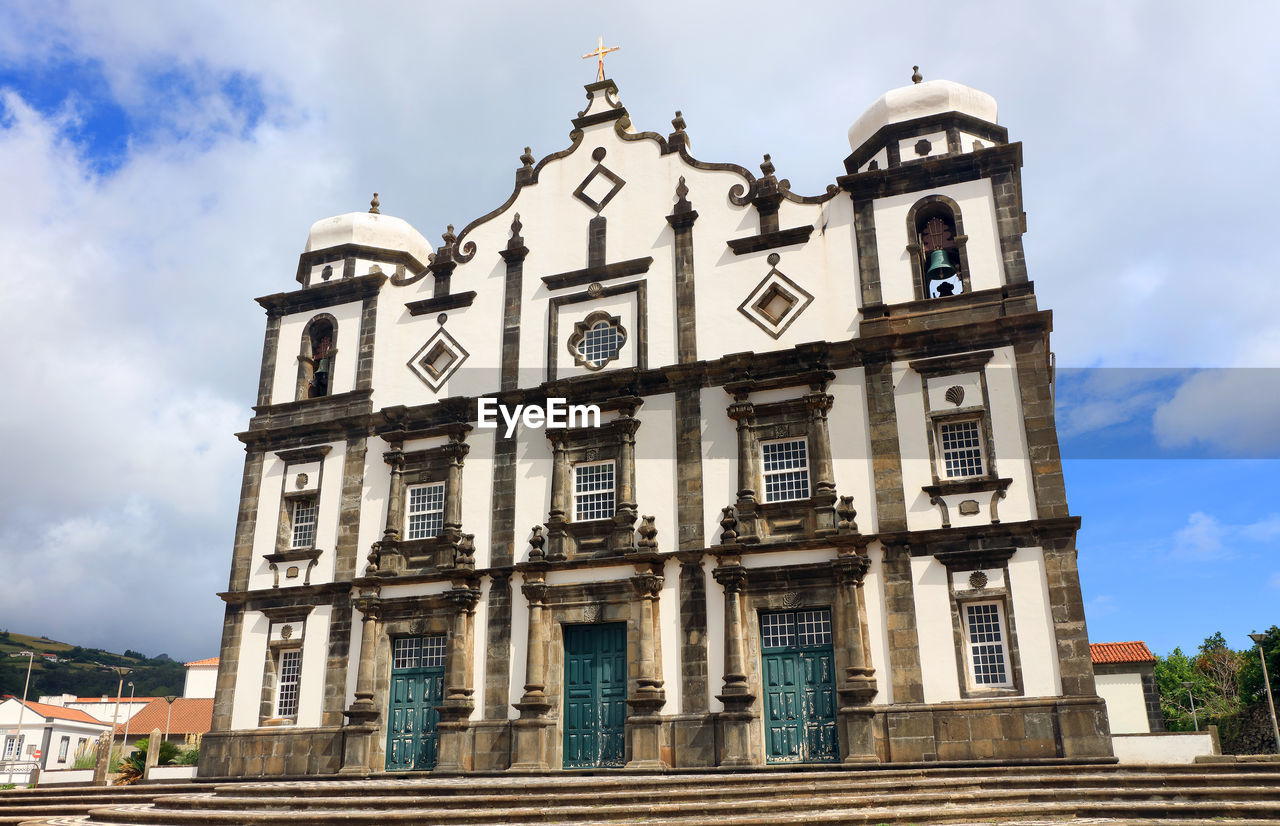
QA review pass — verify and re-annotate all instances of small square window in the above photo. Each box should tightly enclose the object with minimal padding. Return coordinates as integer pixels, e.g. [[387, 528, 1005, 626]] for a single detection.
[[753, 284, 798, 324], [573, 461, 616, 521], [963, 602, 1009, 687], [405, 482, 445, 540], [421, 342, 457, 379], [938, 419, 985, 478], [761, 438, 810, 503], [275, 649, 302, 717], [290, 499, 317, 548]]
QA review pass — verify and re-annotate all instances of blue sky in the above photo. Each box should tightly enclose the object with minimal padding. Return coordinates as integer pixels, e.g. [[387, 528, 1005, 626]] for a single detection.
[[0, 2, 1276, 661]]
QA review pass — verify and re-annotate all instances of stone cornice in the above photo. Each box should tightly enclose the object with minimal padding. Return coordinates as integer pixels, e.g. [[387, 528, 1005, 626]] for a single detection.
[[257, 273, 387, 318]]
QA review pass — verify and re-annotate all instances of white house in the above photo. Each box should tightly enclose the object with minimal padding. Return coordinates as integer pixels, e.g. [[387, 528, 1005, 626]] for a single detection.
[[0, 697, 110, 773], [183, 657, 219, 699], [1091, 641, 1163, 735]]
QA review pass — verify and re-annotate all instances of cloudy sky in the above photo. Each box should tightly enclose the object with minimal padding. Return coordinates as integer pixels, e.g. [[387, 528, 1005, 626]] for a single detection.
[[0, 1, 1276, 663]]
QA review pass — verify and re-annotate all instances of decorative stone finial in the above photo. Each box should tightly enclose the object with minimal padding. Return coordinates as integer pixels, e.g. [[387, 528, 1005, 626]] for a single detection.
[[520, 146, 534, 169], [528, 525, 545, 560], [637, 516, 658, 551], [760, 153, 775, 178], [442, 224, 456, 246], [720, 506, 739, 544], [673, 176, 691, 213], [671, 110, 686, 132], [510, 212, 523, 239], [837, 496, 858, 534], [911, 65, 923, 84], [369, 193, 380, 214]]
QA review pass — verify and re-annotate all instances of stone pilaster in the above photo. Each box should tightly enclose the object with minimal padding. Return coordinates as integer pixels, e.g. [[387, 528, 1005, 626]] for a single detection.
[[369, 445, 405, 575], [832, 553, 878, 763], [545, 434, 570, 561], [626, 567, 667, 770], [713, 562, 755, 766], [677, 552, 709, 713], [613, 412, 640, 549], [881, 543, 924, 703], [435, 584, 480, 773], [805, 391, 838, 534], [727, 401, 758, 541], [340, 589, 381, 774], [510, 572, 553, 771]]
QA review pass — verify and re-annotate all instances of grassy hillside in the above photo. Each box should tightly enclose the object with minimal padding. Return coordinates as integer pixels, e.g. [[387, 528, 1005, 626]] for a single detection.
[[0, 629, 185, 699]]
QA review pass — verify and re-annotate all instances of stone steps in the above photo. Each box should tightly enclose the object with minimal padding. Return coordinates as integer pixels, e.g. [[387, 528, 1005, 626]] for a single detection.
[[9, 765, 1280, 826], [0, 784, 206, 826]]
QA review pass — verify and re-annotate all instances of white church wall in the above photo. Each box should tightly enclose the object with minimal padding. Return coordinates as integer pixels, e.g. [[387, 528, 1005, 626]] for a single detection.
[[356, 435, 393, 571], [699, 386, 739, 546], [897, 131, 949, 163], [1007, 547, 1062, 697], [912, 555, 962, 702], [829, 367, 876, 533], [704, 558, 725, 714], [659, 556, 680, 713], [470, 577, 490, 722], [460, 430, 495, 570], [512, 427, 553, 564], [894, 362, 938, 532], [872, 178, 1004, 306], [231, 612, 269, 730], [296, 605, 332, 728], [507, 573, 531, 718], [634, 392, 677, 546], [985, 346, 1036, 523], [270, 300, 363, 404]]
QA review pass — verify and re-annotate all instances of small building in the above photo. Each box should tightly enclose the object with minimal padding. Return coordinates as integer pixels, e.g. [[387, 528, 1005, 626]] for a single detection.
[[0, 697, 110, 771], [1091, 641, 1163, 734], [38, 694, 156, 726], [116, 697, 214, 748], [183, 657, 219, 699]]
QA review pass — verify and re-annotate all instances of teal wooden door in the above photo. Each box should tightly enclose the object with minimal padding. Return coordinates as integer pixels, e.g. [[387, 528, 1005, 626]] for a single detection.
[[563, 623, 628, 768], [761, 609, 839, 763], [385, 635, 445, 771]]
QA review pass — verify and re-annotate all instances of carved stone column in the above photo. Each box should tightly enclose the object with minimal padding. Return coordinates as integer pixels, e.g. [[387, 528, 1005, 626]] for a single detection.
[[441, 439, 469, 537], [340, 589, 381, 774], [435, 584, 480, 773], [832, 553, 878, 763], [510, 571, 553, 771], [713, 562, 755, 766], [727, 401, 758, 541], [545, 433, 570, 561], [375, 446, 405, 575], [805, 392, 838, 534], [626, 564, 667, 769], [613, 411, 640, 550]]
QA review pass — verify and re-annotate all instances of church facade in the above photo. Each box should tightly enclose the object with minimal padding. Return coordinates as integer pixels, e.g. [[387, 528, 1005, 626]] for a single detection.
[[201, 72, 1113, 776]]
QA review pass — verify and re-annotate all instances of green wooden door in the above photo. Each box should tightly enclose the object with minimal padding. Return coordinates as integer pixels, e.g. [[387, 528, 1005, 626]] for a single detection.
[[385, 635, 445, 771], [761, 609, 839, 763], [563, 623, 628, 768]]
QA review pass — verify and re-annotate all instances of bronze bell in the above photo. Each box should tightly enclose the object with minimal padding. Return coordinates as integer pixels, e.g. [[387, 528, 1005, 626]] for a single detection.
[[925, 248, 956, 279]]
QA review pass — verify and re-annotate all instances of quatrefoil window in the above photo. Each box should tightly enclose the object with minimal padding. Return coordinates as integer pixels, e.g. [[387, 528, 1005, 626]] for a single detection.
[[568, 311, 627, 371]]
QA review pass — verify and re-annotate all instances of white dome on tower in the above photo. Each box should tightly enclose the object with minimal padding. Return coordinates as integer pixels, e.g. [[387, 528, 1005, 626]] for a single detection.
[[848, 76, 998, 153], [304, 208, 433, 266]]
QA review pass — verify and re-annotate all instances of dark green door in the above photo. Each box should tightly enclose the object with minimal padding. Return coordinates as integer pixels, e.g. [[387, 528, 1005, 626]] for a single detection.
[[761, 609, 839, 763], [563, 623, 628, 768], [385, 635, 445, 771]]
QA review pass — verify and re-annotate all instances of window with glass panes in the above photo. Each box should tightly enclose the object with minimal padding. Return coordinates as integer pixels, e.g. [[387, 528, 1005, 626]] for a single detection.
[[405, 482, 445, 540], [391, 635, 447, 670], [290, 499, 317, 548], [761, 438, 810, 502], [573, 461, 616, 521], [963, 602, 1009, 686], [938, 419, 985, 478], [579, 320, 622, 368], [275, 649, 302, 717]]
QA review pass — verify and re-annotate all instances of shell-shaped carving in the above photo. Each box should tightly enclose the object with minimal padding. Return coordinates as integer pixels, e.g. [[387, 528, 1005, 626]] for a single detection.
[[945, 385, 965, 407]]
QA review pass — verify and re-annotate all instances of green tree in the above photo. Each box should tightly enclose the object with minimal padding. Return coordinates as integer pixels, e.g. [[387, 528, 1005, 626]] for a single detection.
[[1238, 625, 1280, 706]]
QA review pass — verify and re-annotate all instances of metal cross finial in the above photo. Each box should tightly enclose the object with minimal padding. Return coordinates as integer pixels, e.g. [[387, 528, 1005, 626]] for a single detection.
[[582, 36, 620, 82]]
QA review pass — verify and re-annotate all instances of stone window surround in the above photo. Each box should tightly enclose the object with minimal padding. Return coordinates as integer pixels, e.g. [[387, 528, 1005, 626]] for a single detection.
[[724, 373, 838, 544], [377, 431, 472, 575], [937, 548, 1025, 700], [545, 281, 647, 383], [295, 313, 339, 402], [905, 194, 973, 302], [567, 310, 627, 371], [257, 606, 313, 727], [543, 401, 641, 561], [266, 446, 332, 588], [910, 351, 1008, 500]]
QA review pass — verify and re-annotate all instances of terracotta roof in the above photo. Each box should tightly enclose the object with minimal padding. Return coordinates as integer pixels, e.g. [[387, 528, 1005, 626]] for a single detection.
[[184, 657, 219, 667], [10, 699, 107, 726], [1091, 641, 1156, 664], [115, 698, 213, 736]]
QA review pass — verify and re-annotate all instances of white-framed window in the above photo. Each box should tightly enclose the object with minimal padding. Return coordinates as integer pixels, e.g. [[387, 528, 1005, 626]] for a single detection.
[[391, 635, 447, 670], [58, 736, 69, 762], [290, 499, 317, 548], [405, 482, 445, 540], [938, 419, 985, 478], [962, 601, 1010, 687], [760, 437, 810, 503], [274, 649, 302, 717], [3, 735, 23, 760], [573, 460, 616, 521]]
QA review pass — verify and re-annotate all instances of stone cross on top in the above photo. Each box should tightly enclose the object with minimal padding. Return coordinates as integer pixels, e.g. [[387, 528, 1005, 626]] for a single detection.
[[582, 36, 619, 82]]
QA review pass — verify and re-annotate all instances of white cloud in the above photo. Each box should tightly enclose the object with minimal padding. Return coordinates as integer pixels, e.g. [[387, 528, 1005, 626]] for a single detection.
[[1153, 370, 1280, 457], [1172, 512, 1228, 560]]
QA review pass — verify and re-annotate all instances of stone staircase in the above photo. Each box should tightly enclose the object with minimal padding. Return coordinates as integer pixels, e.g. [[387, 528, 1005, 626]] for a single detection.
[[0, 784, 205, 826], [7, 763, 1280, 826]]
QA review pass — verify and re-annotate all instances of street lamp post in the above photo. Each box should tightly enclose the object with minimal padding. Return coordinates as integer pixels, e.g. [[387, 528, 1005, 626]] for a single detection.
[[163, 696, 177, 744], [120, 682, 136, 756], [1249, 632, 1280, 754], [1181, 680, 1198, 731], [5, 650, 34, 785], [106, 668, 130, 773]]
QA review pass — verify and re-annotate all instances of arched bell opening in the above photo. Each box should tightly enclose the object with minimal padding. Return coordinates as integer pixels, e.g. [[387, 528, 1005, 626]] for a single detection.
[[296, 314, 337, 400], [905, 195, 973, 301]]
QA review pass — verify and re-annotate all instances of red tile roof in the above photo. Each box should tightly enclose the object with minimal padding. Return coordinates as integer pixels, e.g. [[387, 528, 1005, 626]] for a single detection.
[[11, 699, 107, 726], [184, 657, 219, 667], [115, 698, 213, 736], [1091, 641, 1156, 664]]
